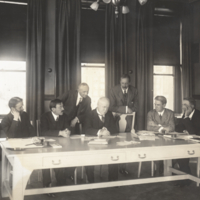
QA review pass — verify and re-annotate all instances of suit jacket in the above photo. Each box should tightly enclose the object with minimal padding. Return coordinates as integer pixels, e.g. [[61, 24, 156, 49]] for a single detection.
[[175, 109, 200, 135], [58, 90, 91, 123], [1, 112, 35, 138], [84, 109, 118, 136], [109, 85, 138, 114], [147, 108, 175, 132], [40, 111, 70, 137]]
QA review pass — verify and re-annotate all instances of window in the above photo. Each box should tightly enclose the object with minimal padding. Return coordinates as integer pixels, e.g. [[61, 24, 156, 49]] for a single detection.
[[0, 61, 26, 115], [153, 65, 175, 110], [81, 63, 105, 109]]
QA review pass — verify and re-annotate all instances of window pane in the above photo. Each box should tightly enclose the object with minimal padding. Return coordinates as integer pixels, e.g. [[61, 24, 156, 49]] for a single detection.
[[0, 71, 26, 114], [0, 61, 26, 70], [153, 75, 174, 111], [154, 65, 173, 74], [81, 67, 105, 109]]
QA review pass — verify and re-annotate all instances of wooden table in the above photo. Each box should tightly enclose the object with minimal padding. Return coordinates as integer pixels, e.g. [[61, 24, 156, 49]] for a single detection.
[[1, 133, 200, 200]]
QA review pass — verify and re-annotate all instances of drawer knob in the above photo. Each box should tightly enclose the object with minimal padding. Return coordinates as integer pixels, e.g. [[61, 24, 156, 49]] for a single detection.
[[111, 156, 119, 161], [188, 150, 195, 155], [52, 160, 61, 165], [138, 154, 146, 159]]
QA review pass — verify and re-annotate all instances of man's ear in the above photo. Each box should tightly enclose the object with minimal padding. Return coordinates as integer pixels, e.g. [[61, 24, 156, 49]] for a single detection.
[[10, 107, 15, 112]]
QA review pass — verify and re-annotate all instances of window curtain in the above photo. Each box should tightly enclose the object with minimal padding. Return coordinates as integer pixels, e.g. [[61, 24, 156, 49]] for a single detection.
[[56, 0, 81, 97], [181, 3, 192, 98], [105, 4, 127, 96], [135, 1, 154, 130], [26, 0, 45, 125]]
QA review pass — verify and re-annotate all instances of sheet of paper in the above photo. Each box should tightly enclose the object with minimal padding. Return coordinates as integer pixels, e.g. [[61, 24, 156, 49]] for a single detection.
[[116, 140, 140, 146]]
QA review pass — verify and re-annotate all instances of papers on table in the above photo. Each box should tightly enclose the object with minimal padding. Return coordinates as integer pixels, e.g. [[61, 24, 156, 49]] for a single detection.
[[116, 140, 140, 146], [1, 138, 44, 149], [88, 138, 109, 145], [136, 130, 156, 141]]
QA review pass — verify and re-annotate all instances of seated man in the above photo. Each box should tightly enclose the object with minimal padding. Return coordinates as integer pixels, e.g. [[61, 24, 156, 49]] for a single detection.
[[175, 97, 200, 181], [1, 97, 35, 138], [147, 96, 175, 176], [40, 99, 71, 196], [84, 97, 118, 183]]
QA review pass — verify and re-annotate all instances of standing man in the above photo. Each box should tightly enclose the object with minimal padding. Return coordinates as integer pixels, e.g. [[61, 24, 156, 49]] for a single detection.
[[1, 97, 35, 138], [147, 96, 175, 176], [84, 97, 118, 183], [109, 74, 138, 175], [175, 97, 200, 186], [58, 83, 91, 135], [40, 99, 71, 197]]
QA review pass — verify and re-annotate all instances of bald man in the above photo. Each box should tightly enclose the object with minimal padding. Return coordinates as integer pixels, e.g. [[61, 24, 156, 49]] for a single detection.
[[58, 83, 91, 135], [84, 97, 118, 183]]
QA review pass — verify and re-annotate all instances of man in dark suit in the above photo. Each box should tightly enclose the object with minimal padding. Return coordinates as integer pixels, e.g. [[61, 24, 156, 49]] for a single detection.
[[109, 74, 138, 175], [175, 97, 200, 186], [1, 97, 35, 138], [58, 83, 91, 135], [40, 99, 71, 197], [84, 97, 118, 183], [147, 96, 175, 176]]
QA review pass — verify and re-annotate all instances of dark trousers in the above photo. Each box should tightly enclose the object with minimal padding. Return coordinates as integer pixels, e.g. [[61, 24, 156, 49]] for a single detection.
[[85, 164, 118, 183], [42, 168, 67, 187], [176, 158, 191, 174]]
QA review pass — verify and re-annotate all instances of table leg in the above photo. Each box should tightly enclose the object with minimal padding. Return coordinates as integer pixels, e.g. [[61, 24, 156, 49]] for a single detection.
[[197, 157, 200, 187], [1, 149, 9, 198], [12, 157, 32, 200], [163, 160, 172, 176]]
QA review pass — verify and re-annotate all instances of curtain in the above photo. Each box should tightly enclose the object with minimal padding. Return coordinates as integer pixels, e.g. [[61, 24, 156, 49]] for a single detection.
[[56, 0, 81, 97], [26, 0, 45, 125], [181, 3, 192, 98], [105, 4, 128, 96], [135, 1, 154, 130]]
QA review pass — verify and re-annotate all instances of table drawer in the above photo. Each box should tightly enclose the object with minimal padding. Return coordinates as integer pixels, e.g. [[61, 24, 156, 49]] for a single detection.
[[43, 152, 126, 168], [129, 145, 200, 162]]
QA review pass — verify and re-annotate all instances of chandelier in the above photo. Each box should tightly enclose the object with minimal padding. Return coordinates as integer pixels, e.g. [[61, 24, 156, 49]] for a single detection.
[[90, 0, 148, 17]]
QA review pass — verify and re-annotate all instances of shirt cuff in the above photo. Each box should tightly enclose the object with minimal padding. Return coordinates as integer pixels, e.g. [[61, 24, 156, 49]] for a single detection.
[[97, 130, 101, 136], [158, 127, 163, 133]]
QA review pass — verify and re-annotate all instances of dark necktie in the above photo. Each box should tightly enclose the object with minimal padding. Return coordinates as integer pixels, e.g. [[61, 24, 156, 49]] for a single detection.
[[123, 89, 128, 106], [99, 115, 105, 123], [159, 114, 162, 121], [56, 116, 59, 121]]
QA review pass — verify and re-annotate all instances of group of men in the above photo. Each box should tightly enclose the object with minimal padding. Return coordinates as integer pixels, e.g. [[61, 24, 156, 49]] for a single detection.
[[1, 73, 200, 195]]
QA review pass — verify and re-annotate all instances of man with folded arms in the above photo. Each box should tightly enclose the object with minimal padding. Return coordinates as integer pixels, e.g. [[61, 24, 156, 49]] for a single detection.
[[84, 97, 118, 183], [175, 97, 200, 186], [1, 97, 35, 138], [40, 99, 71, 197], [147, 96, 175, 176]]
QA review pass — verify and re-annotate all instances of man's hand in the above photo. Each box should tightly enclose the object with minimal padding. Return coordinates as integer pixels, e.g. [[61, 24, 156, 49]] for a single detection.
[[99, 127, 110, 137], [11, 108, 20, 121], [59, 129, 71, 137], [162, 127, 171, 134], [183, 130, 189, 135], [127, 108, 133, 114], [70, 117, 79, 127]]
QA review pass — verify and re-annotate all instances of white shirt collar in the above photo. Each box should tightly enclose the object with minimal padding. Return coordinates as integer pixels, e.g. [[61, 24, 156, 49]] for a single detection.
[[76, 92, 83, 106], [189, 109, 195, 120], [96, 109, 105, 121], [11, 111, 21, 121], [51, 111, 59, 121], [121, 87, 128, 94], [158, 109, 165, 116]]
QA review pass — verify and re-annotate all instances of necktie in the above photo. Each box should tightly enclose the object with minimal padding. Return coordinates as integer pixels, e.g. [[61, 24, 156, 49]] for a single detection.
[[159, 114, 162, 121], [78, 97, 82, 105], [99, 115, 105, 123], [123, 89, 128, 106], [56, 116, 59, 121]]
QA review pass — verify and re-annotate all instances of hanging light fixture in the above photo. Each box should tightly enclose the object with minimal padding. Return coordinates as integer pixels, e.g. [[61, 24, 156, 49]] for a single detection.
[[90, 0, 147, 16]]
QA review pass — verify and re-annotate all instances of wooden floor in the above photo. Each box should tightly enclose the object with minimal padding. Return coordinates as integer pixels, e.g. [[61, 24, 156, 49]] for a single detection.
[[1, 161, 200, 200]]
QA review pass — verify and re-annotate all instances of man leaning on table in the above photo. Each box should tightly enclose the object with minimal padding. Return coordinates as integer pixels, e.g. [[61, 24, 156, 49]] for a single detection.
[[174, 97, 200, 186], [40, 99, 71, 197], [147, 96, 175, 176], [109, 74, 138, 175], [1, 97, 35, 138], [84, 97, 118, 183]]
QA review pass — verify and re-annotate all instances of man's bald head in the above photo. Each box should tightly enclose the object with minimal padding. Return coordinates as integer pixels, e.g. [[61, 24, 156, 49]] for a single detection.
[[97, 97, 110, 116]]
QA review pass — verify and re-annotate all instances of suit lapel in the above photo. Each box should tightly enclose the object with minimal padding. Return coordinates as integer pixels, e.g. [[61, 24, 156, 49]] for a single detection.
[[117, 85, 125, 104], [73, 90, 78, 107], [127, 86, 133, 105], [94, 109, 104, 128]]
